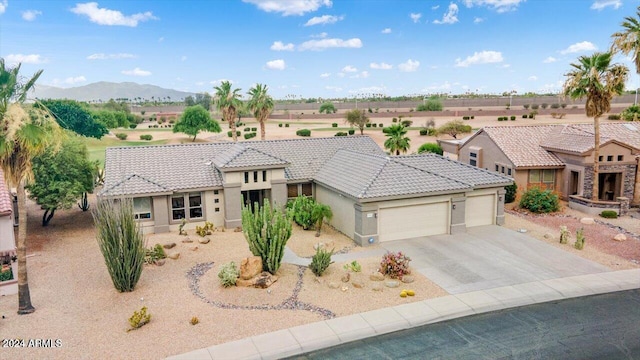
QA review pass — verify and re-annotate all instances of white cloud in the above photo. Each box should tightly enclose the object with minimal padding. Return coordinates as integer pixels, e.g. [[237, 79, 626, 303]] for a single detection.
[[0, 0, 6, 14], [398, 59, 420, 72], [381, 28, 391, 34], [455, 50, 503, 67], [423, 81, 452, 91], [181, 55, 187, 61], [22, 10, 42, 21], [560, 41, 597, 54], [433, 3, 459, 24], [64, 76, 87, 84], [320, 72, 331, 77], [266, 59, 286, 70], [325, 85, 342, 92], [342, 65, 357, 72], [310, 32, 328, 38], [270, 41, 294, 51], [298, 37, 362, 51], [410, 13, 422, 23], [357, 71, 369, 78], [591, 0, 622, 10], [462, 0, 524, 13], [121, 67, 151, 76], [432, 5, 440, 10], [304, 14, 343, 26], [337, 72, 345, 78], [5, 54, 47, 64], [528, 75, 538, 81], [543, 56, 557, 63], [474, 17, 484, 23], [242, 0, 332, 16], [370, 62, 393, 70], [87, 53, 136, 60], [70, 2, 157, 27]]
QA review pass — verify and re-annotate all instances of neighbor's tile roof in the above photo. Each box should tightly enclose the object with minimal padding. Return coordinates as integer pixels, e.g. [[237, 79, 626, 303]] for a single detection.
[[481, 125, 566, 167], [540, 133, 609, 154], [566, 123, 640, 150], [101, 136, 384, 196], [0, 169, 12, 216], [314, 150, 508, 200]]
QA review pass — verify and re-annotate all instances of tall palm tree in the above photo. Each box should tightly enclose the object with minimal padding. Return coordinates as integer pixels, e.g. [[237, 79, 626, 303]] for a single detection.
[[213, 81, 242, 142], [611, 6, 640, 75], [383, 124, 411, 155], [247, 84, 274, 141], [563, 52, 628, 201], [0, 59, 62, 314]]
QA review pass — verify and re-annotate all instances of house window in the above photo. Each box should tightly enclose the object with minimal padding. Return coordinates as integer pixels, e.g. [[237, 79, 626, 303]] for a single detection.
[[495, 164, 499, 172], [301, 183, 313, 196], [542, 169, 554, 184], [470, 152, 477, 158], [607, 155, 613, 162], [133, 197, 152, 220], [618, 155, 624, 161], [244, 172, 249, 184], [171, 195, 186, 220], [262, 170, 267, 182], [470, 159, 477, 167], [501, 166, 505, 174], [214, 190, 219, 195], [598, 156, 603, 162], [189, 193, 203, 219], [214, 198, 219, 204], [529, 170, 540, 183], [507, 168, 512, 176], [253, 171, 258, 183], [215, 207, 220, 212], [172, 193, 203, 221], [287, 184, 298, 198]]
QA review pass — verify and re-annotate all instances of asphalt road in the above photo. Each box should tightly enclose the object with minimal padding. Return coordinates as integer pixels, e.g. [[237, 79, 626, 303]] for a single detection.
[[292, 289, 640, 360]]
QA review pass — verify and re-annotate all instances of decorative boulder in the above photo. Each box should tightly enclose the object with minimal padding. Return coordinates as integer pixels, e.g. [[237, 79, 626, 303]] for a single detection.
[[162, 242, 176, 249], [168, 252, 180, 260], [580, 217, 595, 225], [370, 272, 385, 281], [613, 234, 627, 242], [341, 272, 351, 283], [236, 272, 278, 288], [240, 256, 263, 280], [198, 237, 210, 244]]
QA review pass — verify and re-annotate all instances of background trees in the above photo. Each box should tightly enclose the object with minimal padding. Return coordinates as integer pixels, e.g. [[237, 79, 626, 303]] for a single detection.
[[437, 120, 472, 139], [214, 81, 242, 142], [345, 109, 369, 135], [319, 102, 337, 114], [247, 84, 274, 141], [38, 99, 108, 139], [185, 92, 212, 110], [173, 105, 221, 142]]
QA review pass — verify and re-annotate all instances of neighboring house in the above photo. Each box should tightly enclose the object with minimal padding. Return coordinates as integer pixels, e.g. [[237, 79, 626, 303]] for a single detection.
[[0, 169, 18, 295], [458, 123, 640, 213], [101, 136, 511, 245]]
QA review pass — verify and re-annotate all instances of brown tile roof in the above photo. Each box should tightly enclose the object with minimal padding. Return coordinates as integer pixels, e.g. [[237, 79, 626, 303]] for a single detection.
[[480, 125, 565, 167], [567, 123, 640, 150], [0, 169, 12, 216]]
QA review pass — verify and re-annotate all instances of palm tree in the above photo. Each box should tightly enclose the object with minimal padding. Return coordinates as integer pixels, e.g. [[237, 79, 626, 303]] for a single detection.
[[311, 203, 333, 237], [213, 81, 242, 142], [563, 52, 628, 201], [247, 84, 274, 140], [611, 6, 640, 75], [0, 59, 62, 314], [383, 124, 411, 155]]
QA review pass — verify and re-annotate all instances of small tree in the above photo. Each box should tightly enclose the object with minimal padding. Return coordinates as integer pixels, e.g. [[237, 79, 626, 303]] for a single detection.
[[242, 201, 292, 275], [621, 104, 640, 121], [437, 120, 472, 139], [383, 124, 410, 155], [345, 108, 369, 135], [311, 203, 333, 237], [92, 198, 146, 292], [319, 102, 337, 114], [173, 105, 221, 142], [417, 143, 443, 155]]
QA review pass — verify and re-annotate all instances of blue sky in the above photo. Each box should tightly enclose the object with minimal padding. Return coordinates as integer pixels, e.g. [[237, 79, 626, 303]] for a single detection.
[[1, 0, 639, 99]]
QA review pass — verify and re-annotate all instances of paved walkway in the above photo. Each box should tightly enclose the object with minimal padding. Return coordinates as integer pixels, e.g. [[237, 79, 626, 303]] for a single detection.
[[168, 226, 640, 360]]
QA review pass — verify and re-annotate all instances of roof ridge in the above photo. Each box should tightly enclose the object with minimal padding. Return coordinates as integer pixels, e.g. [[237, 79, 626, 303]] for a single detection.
[[357, 156, 389, 198], [102, 173, 169, 194], [244, 145, 290, 164]]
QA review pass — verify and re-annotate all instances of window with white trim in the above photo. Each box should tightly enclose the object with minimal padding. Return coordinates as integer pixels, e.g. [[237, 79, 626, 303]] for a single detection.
[[133, 197, 152, 220], [171, 193, 203, 221]]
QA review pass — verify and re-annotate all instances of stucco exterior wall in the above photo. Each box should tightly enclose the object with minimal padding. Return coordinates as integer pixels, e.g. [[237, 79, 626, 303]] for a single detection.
[[459, 131, 514, 172], [315, 185, 356, 239]]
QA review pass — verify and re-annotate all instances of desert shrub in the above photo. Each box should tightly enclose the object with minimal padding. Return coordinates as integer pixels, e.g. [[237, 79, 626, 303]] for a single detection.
[[522, 114, 528, 118], [296, 129, 311, 137], [285, 123, 290, 127], [559, 226, 570, 244], [144, 244, 166, 264], [372, 123, 377, 127], [574, 227, 585, 250], [528, 114, 534, 119], [379, 251, 411, 280], [195, 221, 214, 237], [365, 123, 372, 128], [497, 117, 504, 121], [289, 196, 316, 230], [139, 134, 153, 141], [227, 131, 233, 137], [332, 123, 338, 127], [92, 198, 146, 292], [462, 116, 469, 120], [550, 103, 560, 109], [309, 247, 334, 276], [115, 133, 128, 140], [510, 116, 516, 121], [128, 307, 151, 332], [278, 123, 283, 127], [379, 123, 383, 127], [242, 201, 292, 274], [504, 183, 517, 204], [531, 104, 539, 110], [519, 187, 559, 213], [190, 317, 199, 325], [348, 129, 355, 135], [417, 142, 443, 155], [617, 104, 639, 121], [244, 127, 250, 132], [217, 261, 239, 287], [600, 210, 618, 219], [471, 115, 475, 119], [334, 132, 348, 136], [392, 117, 398, 123], [401, 120, 413, 127], [561, 103, 567, 108], [129, 124, 137, 129], [236, 122, 244, 127], [523, 104, 530, 109], [244, 132, 257, 139], [343, 260, 362, 272], [419, 129, 428, 136], [608, 114, 621, 120], [416, 98, 443, 111], [251, 127, 257, 131], [541, 103, 548, 109]]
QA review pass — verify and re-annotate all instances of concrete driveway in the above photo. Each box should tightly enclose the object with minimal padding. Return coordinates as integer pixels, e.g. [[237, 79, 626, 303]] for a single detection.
[[380, 225, 611, 294]]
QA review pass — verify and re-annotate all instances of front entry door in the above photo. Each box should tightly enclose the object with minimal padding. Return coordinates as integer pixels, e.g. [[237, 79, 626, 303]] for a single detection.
[[242, 190, 264, 210]]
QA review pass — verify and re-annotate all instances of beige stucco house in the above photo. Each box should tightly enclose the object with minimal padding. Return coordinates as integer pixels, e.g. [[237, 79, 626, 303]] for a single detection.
[[101, 136, 512, 245], [457, 123, 640, 214], [0, 169, 17, 296]]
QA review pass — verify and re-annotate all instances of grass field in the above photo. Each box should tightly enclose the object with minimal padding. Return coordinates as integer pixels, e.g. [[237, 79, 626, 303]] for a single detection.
[[85, 137, 168, 166]]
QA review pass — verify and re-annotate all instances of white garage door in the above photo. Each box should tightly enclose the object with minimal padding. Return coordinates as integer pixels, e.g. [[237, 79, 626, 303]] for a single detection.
[[465, 194, 495, 227], [379, 202, 449, 242]]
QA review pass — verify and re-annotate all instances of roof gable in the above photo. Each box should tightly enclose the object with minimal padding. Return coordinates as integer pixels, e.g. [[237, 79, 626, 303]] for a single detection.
[[480, 125, 565, 168], [102, 174, 170, 196], [213, 143, 289, 170]]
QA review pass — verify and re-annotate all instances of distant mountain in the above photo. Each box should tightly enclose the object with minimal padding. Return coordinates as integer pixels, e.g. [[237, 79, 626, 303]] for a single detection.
[[31, 82, 195, 103]]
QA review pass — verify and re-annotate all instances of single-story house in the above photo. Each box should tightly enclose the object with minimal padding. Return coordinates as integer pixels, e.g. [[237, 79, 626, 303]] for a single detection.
[[101, 136, 512, 245], [0, 169, 18, 295], [456, 123, 640, 213]]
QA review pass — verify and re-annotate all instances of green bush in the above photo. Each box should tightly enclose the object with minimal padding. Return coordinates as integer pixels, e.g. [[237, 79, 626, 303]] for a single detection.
[[522, 114, 528, 118], [144, 244, 166, 264], [129, 124, 137, 129], [332, 123, 338, 127], [365, 123, 372, 128], [600, 210, 618, 219], [541, 103, 548, 109], [392, 117, 398, 123], [379, 123, 383, 127], [92, 198, 146, 292], [417, 143, 443, 155], [519, 187, 559, 213], [462, 116, 470, 120], [550, 103, 560, 109], [523, 104, 530, 109], [296, 129, 311, 137], [241, 201, 292, 275], [217, 261, 240, 287], [0, 267, 13, 281], [128, 306, 151, 332], [139, 134, 153, 141], [348, 129, 355, 135], [244, 132, 257, 139], [115, 133, 128, 140], [309, 247, 334, 276], [608, 114, 621, 120], [251, 127, 257, 131], [510, 116, 516, 121], [285, 123, 290, 128], [278, 123, 283, 127], [401, 120, 413, 127], [372, 123, 377, 127], [416, 99, 443, 111], [343, 260, 362, 272], [419, 129, 428, 136], [289, 196, 316, 230], [334, 132, 348, 136], [505, 183, 517, 204]]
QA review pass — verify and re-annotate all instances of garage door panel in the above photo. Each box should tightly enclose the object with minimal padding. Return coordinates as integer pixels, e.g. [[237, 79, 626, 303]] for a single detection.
[[379, 202, 448, 242], [466, 195, 495, 227]]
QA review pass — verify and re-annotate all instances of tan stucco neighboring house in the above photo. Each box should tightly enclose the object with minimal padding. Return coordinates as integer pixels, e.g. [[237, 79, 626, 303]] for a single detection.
[[0, 169, 18, 296], [101, 136, 512, 246], [458, 123, 640, 214]]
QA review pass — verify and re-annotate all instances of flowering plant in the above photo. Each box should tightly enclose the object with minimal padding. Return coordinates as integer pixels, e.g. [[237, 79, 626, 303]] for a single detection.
[[379, 251, 411, 279]]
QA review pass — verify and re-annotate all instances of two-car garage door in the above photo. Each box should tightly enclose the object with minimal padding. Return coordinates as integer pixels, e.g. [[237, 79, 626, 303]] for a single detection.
[[379, 202, 449, 242]]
